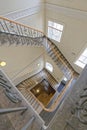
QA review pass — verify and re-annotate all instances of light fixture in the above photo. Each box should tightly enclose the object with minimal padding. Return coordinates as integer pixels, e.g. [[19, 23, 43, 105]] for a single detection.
[[37, 63, 40, 67], [0, 61, 6, 67], [36, 89, 40, 93]]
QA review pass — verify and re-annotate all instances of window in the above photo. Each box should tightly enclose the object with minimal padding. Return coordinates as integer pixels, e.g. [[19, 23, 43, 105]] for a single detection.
[[63, 77, 68, 82], [48, 21, 64, 42], [46, 62, 53, 72], [75, 48, 87, 68]]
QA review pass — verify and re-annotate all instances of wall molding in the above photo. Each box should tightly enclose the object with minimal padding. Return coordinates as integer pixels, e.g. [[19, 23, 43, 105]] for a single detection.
[[4, 4, 44, 20], [3, 3, 87, 21], [45, 3, 87, 21]]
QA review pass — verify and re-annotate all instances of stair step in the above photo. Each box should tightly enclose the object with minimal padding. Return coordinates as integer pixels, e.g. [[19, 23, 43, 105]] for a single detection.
[[29, 96, 34, 102], [36, 105, 43, 114], [22, 82, 28, 87], [32, 100, 37, 108]]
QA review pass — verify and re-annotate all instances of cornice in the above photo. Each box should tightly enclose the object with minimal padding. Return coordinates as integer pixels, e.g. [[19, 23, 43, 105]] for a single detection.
[[3, 3, 87, 21], [4, 4, 44, 20], [46, 3, 87, 21]]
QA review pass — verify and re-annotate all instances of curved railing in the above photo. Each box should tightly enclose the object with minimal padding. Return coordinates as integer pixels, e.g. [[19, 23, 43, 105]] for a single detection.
[[0, 16, 77, 113], [17, 67, 74, 113], [28, 76, 73, 112]]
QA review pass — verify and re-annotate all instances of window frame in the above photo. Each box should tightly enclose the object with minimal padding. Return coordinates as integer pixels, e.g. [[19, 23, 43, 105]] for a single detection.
[[45, 62, 53, 72], [75, 48, 87, 69], [47, 20, 64, 42]]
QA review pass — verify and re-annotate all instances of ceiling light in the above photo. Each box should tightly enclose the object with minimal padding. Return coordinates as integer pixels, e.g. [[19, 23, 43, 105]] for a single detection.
[[0, 61, 6, 67], [36, 89, 40, 93], [38, 63, 40, 67]]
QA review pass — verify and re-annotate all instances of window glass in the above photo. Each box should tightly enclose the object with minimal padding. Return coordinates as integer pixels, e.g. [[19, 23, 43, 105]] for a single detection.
[[48, 21, 63, 42], [46, 62, 53, 72], [75, 48, 87, 68]]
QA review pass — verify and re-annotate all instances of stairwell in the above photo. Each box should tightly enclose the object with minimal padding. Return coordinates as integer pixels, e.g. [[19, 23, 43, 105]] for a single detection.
[[0, 16, 78, 80], [0, 16, 78, 129], [17, 69, 58, 114]]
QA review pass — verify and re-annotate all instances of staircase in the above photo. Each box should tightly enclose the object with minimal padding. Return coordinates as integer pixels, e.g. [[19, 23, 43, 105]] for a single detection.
[[0, 16, 78, 80], [0, 69, 45, 130], [17, 69, 58, 114], [0, 16, 78, 129], [18, 86, 43, 114]]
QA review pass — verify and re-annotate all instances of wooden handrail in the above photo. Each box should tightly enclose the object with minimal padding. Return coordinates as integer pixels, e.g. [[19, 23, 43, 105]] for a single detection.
[[44, 76, 73, 112], [43, 75, 73, 112], [0, 16, 44, 34]]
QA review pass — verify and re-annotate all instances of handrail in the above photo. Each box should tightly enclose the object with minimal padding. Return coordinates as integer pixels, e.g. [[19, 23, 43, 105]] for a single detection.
[[27, 76, 73, 112], [44, 75, 73, 112], [0, 107, 27, 114], [0, 16, 44, 34]]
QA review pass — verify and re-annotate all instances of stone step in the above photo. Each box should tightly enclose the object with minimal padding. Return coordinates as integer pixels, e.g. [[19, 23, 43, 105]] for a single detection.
[[18, 88, 43, 114]]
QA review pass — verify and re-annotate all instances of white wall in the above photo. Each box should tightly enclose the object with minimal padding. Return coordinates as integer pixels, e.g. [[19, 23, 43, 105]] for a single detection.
[[0, 46, 44, 79], [45, 52, 63, 82], [13, 54, 45, 85], [17, 11, 45, 31], [45, 4, 87, 74]]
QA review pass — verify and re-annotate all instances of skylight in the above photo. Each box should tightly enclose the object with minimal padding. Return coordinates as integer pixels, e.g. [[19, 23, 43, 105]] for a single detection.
[[75, 48, 87, 68], [48, 21, 64, 42]]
